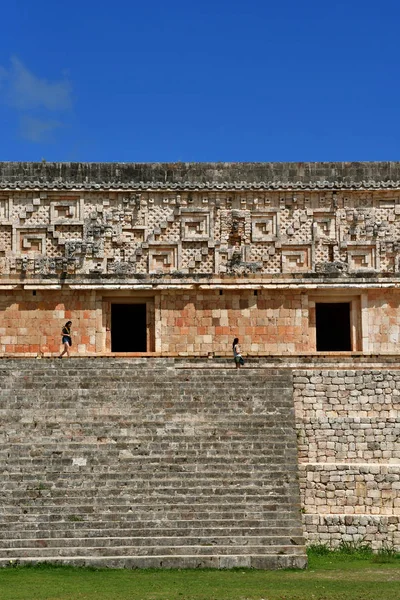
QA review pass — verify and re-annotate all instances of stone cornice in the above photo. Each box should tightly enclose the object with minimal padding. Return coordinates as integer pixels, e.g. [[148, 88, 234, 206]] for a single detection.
[[2, 161, 400, 191]]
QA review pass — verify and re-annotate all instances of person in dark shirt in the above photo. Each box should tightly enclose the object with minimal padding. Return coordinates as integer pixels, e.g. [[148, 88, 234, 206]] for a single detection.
[[59, 321, 72, 358]]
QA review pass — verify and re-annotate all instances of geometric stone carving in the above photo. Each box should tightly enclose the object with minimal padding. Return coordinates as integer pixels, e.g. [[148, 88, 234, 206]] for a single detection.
[[17, 230, 47, 256], [251, 212, 278, 242], [347, 245, 377, 271], [1, 185, 400, 276], [281, 246, 311, 273], [0, 198, 10, 221], [122, 229, 145, 244], [0, 225, 12, 254], [313, 214, 336, 239], [181, 212, 210, 241], [379, 198, 396, 208], [149, 246, 178, 273], [50, 199, 82, 222]]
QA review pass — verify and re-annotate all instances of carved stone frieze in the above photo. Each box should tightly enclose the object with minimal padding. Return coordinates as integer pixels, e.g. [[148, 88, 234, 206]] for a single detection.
[[1, 186, 400, 276]]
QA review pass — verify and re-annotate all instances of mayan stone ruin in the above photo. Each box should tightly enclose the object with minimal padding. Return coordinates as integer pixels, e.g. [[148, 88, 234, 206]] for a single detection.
[[0, 161, 399, 568]]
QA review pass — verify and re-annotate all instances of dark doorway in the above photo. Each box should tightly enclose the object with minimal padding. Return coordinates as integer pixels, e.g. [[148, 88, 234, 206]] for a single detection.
[[111, 304, 147, 352], [316, 303, 351, 351]]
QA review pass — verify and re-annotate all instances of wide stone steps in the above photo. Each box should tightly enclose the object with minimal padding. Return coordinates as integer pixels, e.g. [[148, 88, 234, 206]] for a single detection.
[[0, 522, 303, 535], [0, 543, 306, 559], [2, 479, 297, 488], [2, 467, 298, 476], [0, 533, 305, 549], [2, 483, 300, 494], [2, 460, 296, 469], [1, 509, 302, 520], [0, 514, 302, 524], [2, 501, 298, 511], [1, 497, 299, 509], [2, 447, 298, 454], [1, 480, 299, 490], [2, 426, 296, 434], [1, 458, 296, 467], [0, 366, 290, 374], [0, 554, 306, 570], [0, 506, 298, 516], [0, 526, 304, 539], [0, 359, 306, 569]]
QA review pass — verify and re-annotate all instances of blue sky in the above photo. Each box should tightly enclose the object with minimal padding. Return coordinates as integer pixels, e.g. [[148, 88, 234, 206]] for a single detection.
[[0, 0, 399, 163]]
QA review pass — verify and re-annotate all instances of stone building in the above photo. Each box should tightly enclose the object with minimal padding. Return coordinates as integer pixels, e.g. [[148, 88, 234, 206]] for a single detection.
[[0, 162, 399, 567], [1, 161, 400, 357]]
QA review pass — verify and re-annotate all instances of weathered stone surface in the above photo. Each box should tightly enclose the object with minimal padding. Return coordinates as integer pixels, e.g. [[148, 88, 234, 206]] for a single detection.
[[2, 161, 400, 189], [1, 162, 400, 357], [294, 369, 400, 550], [0, 358, 306, 569]]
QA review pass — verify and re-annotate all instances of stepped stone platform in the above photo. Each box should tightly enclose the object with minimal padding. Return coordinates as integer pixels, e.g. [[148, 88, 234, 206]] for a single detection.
[[0, 358, 306, 569]]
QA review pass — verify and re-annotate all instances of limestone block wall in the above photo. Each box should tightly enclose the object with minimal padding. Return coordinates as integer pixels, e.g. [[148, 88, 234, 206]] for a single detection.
[[0, 289, 99, 355], [0, 288, 309, 357], [159, 290, 308, 355], [294, 370, 400, 549], [365, 290, 400, 353], [3, 288, 400, 356]]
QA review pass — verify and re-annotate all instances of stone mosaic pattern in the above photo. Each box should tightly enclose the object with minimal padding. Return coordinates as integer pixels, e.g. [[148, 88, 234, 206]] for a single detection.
[[294, 370, 400, 549], [2, 191, 400, 277]]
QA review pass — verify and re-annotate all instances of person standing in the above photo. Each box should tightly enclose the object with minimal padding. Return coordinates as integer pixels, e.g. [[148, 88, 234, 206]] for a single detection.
[[232, 337, 244, 369], [59, 321, 72, 358]]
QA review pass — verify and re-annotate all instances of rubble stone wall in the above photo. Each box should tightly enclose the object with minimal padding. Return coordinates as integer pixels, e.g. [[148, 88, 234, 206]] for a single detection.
[[294, 369, 400, 549]]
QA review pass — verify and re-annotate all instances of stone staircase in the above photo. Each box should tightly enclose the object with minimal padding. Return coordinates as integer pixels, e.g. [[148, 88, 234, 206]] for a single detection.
[[0, 359, 306, 569]]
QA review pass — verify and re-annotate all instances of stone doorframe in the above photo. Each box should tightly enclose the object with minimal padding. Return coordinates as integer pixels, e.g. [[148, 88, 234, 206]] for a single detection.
[[102, 294, 156, 353], [308, 292, 363, 352]]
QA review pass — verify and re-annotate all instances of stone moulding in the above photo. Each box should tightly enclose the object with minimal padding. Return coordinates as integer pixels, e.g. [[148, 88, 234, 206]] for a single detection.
[[2, 161, 400, 190], [4, 180, 400, 191]]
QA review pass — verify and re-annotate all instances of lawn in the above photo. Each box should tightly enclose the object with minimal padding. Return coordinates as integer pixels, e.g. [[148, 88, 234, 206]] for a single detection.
[[0, 553, 399, 600]]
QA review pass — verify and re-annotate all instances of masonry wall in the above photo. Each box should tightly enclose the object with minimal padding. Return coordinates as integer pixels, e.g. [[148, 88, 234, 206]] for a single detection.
[[365, 290, 400, 353], [294, 369, 400, 549], [159, 290, 308, 355], [0, 290, 99, 355], [2, 288, 400, 356]]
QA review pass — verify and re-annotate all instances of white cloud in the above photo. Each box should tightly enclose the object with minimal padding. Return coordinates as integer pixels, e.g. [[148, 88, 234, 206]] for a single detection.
[[19, 116, 63, 143], [0, 56, 73, 143], [6, 56, 72, 111]]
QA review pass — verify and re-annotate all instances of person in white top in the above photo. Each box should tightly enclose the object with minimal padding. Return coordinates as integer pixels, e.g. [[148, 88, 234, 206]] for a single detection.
[[232, 337, 244, 369]]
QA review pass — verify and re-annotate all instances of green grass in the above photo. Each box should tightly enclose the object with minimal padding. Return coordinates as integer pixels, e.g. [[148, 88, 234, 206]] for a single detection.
[[0, 553, 399, 600]]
